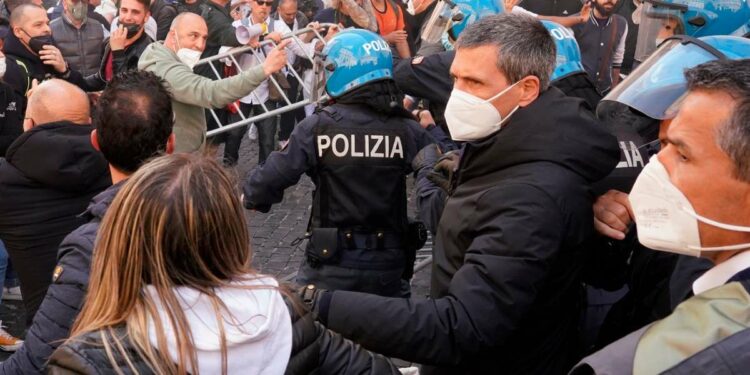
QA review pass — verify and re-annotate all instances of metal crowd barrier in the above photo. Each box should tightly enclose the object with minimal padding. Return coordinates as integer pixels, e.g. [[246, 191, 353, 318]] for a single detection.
[[195, 23, 336, 137]]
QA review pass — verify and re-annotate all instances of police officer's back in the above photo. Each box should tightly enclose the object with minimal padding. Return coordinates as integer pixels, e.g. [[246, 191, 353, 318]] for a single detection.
[[243, 29, 434, 297]]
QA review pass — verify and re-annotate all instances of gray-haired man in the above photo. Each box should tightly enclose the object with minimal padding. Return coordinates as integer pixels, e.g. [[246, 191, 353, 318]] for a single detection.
[[302, 13, 619, 374]]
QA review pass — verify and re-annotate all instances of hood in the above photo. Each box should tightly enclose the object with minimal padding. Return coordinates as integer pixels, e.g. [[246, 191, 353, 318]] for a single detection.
[[5, 121, 110, 192], [459, 87, 620, 184], [4, 28, 44, 65], [83, 180, 122, 220], [137, 41, 179, 72], [146, 275, 293, 374]]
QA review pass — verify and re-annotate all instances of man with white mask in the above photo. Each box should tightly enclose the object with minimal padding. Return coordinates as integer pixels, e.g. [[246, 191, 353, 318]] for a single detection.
[[299, 14, 620, 374], [138, 12, 290, 153], [572, 58, 750, 374]]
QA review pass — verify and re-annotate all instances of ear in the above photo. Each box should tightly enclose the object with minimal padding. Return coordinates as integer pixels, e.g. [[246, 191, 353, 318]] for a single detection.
[[517, 76, 541, 108], [90, 129, 101, 151], [165, 133, 175, 154]]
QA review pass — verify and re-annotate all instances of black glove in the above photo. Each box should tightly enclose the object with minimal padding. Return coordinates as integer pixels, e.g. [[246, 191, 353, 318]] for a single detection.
[[427, 150, 460, 193], [412, 144, 442, 172], [298, 284, 332, 325]]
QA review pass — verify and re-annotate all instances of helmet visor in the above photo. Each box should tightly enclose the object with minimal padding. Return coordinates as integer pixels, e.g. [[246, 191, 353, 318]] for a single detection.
[[600, 37, 717, 120], [634, 1, 686, 62]]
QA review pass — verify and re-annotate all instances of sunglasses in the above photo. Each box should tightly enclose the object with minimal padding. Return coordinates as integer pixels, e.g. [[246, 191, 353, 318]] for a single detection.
[[256, 1, 273, 6]]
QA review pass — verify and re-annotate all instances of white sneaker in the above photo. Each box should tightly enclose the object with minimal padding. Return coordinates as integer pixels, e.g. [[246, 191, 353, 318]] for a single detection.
[[0, 322, 23, 352], [247, 124, 258, 140], [2, 286, 22, 301]]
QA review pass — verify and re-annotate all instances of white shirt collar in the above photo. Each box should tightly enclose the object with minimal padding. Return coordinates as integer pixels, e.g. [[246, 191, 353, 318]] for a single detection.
[[692, 250, 750, 295]]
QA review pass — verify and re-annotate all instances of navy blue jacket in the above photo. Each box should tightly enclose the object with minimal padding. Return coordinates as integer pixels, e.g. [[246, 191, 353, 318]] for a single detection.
[[0, 182, 121, 374]]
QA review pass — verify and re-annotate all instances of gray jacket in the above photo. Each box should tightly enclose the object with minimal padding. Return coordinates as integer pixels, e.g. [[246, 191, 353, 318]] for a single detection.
[[50, 16, 104, 77]]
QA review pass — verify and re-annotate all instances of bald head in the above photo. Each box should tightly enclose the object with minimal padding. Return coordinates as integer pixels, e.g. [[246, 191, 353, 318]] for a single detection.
[[26, 80, 90, 129], [166, 13, 208, 53], [9, 3, 42, 27]]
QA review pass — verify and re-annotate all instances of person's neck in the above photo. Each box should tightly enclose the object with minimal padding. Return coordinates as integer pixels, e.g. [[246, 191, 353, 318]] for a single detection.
[[252, 13, 266, 24], [66, 14, 84, 29], [706, 249, 744, 266], [109, 165, 130, 184]]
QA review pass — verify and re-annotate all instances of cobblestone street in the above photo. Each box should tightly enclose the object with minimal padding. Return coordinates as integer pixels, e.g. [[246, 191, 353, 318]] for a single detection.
[[0, 130, 432, 359]]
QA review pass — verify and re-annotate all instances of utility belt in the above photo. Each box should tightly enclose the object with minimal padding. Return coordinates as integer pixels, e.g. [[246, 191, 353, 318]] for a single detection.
[[304, 224, 426, 269]]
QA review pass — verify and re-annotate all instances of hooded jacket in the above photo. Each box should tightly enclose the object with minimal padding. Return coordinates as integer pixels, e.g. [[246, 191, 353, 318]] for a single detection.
[[46, 278, 401, 374], [0, 121, 111, 323], [3, 31, 66, 101], [321, 87, 620, 374]]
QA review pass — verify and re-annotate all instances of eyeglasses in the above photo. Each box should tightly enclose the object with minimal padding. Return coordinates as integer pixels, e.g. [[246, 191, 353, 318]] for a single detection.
[[256, 1, 273, 6]]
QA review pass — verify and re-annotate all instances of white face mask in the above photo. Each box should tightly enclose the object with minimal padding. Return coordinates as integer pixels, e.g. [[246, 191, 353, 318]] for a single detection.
[[444, 81, 520, 142], [175, 34, 202, 69], [630, 155, 750, 257], [0, 57, 6, 79]]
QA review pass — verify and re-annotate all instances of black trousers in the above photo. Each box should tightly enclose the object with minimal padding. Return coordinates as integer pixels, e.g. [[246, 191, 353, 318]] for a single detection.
[[6, 241, 59, 325], [278, 74, 306, 141]]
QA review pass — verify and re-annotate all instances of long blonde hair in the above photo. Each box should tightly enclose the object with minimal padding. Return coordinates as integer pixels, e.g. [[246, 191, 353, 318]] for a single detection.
[[69, 154, 275, 374]]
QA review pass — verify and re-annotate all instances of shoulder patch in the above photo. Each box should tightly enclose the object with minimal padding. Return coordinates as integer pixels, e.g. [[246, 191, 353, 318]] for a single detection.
[[412, 56, 425, 65], [52, 265, 64, 282]]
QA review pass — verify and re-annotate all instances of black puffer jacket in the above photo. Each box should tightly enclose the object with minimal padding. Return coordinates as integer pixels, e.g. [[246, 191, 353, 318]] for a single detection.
[[322, 87, 620, 374], [0, 121, 110, 324], [47, 297, 400, 374], [0, 164, 117, 375]]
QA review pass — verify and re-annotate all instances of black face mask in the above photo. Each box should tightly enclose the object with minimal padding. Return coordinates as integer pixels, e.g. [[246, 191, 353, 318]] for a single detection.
[[121, 23, 142, 39], [24, 31, 56, 54]]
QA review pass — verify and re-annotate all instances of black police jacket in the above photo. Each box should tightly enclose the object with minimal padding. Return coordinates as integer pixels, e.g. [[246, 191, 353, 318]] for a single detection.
[[393, 51, 454, 133], [322, 87, 620, 374], [243, 102, 433, 235]]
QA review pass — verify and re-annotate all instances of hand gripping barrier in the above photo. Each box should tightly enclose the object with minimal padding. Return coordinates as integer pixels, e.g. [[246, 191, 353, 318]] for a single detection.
[[193, 24, 336, 137]]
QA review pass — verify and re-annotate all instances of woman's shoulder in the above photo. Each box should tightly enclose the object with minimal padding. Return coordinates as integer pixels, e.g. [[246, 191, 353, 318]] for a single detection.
[[48, 327, 154, 375]]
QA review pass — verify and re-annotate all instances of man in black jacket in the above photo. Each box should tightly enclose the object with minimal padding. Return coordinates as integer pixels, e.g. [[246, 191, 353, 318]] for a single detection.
[[76, 0, 153, 91], [0, 70, 174, 374], [305, 14, 619, 374], [4, 4, 85, 108], [0, 79, 110, 326]]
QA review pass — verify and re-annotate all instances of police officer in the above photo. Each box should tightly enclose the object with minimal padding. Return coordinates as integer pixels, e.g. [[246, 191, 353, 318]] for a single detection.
[[632, 0, 750, 64], [243, 29, 434, 297]]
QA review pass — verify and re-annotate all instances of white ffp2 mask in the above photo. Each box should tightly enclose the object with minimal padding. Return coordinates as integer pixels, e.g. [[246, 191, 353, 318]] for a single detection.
[[175, 34, 202, 69], [629, 155, 750, 257], [444, 81, 520, 142]]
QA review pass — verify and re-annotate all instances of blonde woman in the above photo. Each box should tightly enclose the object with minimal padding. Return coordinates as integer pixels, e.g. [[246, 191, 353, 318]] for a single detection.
[[47, 154, 398, 374]]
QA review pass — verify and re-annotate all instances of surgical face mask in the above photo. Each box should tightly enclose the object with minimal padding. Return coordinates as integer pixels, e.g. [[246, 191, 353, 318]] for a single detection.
[[21, 29, 56, 54], [0, 57, 6, 79], [444, 81, 520, 142], [175, 34, 201, 69], [629, 155, 750, 257], [69, 1, 88, 22]]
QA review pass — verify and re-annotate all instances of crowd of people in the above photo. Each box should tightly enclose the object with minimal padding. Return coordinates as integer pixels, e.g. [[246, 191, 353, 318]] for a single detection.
[[0, 0, 749, 373]]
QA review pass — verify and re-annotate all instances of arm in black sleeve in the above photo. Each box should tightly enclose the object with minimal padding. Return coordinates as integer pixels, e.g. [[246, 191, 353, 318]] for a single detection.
[[425, 124, 457, 152], [317, 322, 400, 374], [393, 50, 454, 105], [242, 116, 318, 212], [324, 184, 565, 365], [0, 226, 94, 374]]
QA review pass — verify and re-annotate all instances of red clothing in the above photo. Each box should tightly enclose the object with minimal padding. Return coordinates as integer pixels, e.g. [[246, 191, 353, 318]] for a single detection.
[[104, 51, 114, 81]]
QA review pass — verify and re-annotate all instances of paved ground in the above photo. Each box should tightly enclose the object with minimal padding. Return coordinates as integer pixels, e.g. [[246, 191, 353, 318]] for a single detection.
[[0, 129, 432, 359]]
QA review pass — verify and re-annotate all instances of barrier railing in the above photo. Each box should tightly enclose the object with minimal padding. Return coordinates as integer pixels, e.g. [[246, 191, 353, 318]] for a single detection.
[[195, 23, 335, 137]]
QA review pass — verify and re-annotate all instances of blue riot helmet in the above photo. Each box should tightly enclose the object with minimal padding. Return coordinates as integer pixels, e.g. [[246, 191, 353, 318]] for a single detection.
[[600, 35, 750, 120], [540, 20, 586, 82], [421, 0, 501, 44], [320, 29, 393, 98], [634, 0, 750, 62]]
